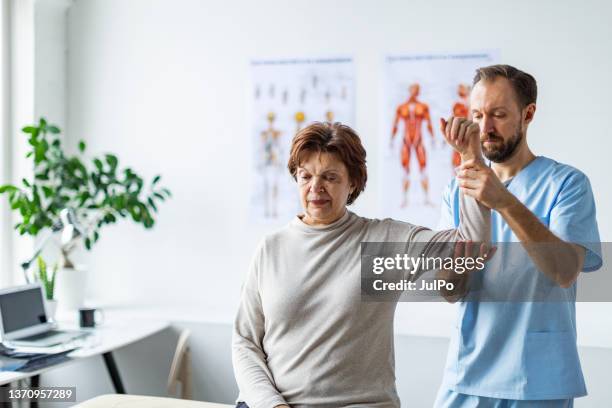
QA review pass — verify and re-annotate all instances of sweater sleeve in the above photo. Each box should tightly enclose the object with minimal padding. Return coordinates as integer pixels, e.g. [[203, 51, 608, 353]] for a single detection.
[[448, 187, 489, 242], [409, 189, 490, 263], [232, 246, 288, 408], [377, 189, 490, 275]]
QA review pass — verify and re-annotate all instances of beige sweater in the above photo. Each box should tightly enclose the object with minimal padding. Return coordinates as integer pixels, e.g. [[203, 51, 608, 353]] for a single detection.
[[233, 196, 489, 408]]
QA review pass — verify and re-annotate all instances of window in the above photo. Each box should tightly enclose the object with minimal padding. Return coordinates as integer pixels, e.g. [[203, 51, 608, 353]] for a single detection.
[[1, 0, 36, 286], [0, 0, 11, 287]]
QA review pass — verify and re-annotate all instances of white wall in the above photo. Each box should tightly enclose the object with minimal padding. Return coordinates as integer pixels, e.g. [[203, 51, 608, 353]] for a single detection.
[[65, 0, 612, 347], [35, 0, 70, 130]]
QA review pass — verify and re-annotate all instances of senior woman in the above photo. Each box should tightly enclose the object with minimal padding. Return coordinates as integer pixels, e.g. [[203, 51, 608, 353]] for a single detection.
[[233, 120, 490, 408]]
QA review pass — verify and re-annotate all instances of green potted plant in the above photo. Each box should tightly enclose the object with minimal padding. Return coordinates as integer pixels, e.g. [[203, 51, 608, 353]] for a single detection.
[[36, 256, 58, 320], [0, 118, 171, 308]]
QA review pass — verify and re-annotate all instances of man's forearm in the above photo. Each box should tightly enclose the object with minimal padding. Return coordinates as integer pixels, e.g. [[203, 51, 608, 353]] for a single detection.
[[499, 196, 584, 288]]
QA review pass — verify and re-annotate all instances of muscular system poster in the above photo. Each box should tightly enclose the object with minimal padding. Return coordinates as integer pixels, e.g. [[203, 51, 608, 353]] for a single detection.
[[381, 51, 500, 228]]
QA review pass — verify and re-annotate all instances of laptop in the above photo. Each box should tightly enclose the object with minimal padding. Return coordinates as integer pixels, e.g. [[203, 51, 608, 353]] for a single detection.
[[0, 283, 88, 347]]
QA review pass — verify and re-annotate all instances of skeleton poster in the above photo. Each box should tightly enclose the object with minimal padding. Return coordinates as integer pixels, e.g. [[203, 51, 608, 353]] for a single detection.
[[381, 51, 499, 228], [249, 57, 355, 223]]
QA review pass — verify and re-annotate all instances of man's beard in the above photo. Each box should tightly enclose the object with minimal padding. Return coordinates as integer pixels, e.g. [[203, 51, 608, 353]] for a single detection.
[[481, 127, 523, 163]]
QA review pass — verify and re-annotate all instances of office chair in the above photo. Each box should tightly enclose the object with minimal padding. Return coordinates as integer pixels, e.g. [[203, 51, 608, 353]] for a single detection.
[[76, 328, 232, 407]]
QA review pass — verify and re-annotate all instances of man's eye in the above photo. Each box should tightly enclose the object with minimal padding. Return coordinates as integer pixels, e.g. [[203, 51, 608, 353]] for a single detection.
[[326, 175, 337, 182], [472, 114, 482, 120], [299, 174, 311, 180]]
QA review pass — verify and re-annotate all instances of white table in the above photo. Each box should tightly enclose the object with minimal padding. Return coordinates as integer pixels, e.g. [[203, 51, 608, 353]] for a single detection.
[[0, 316, 169, 406]]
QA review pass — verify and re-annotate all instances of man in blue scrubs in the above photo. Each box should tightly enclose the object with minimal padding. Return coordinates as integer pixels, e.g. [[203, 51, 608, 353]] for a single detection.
[[435, 65, 602, 407]]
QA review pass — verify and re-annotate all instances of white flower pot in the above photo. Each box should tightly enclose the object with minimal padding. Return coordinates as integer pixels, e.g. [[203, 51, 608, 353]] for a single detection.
[[45, 299, 58, 321], [56, 265, 88, 310]]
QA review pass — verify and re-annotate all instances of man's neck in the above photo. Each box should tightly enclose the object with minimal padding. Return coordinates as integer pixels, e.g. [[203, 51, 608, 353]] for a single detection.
[[491, 144, 536, 182]]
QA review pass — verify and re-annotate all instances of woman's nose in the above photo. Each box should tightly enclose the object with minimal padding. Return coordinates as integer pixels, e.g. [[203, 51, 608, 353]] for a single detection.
[[310, 177, 325, 192]]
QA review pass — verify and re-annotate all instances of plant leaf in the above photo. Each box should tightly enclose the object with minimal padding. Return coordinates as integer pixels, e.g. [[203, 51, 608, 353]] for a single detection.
[[78, 140, 86, 152], [93, 158, 103, 171], [147, 197, 158, 212], [47, 125, 60, 134], [42, 186, 53, 198], [0, 185, 18, 194], [105, 154, 118, 171]]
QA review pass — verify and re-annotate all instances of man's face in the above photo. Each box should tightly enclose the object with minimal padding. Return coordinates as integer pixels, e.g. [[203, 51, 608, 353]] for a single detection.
[[470, 77, 533, 163]]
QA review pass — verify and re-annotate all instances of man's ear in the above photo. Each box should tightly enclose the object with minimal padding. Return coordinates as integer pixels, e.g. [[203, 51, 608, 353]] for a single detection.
[[523, 103, 536, 124]]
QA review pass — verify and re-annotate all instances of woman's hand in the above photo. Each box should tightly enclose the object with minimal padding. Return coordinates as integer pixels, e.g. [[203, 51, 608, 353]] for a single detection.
[[440, 117, 481, 162], [437, 240, 496, 303]]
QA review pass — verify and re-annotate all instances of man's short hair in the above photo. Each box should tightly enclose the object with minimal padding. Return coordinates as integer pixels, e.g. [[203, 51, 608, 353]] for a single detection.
[[473, 64, 537, 109]]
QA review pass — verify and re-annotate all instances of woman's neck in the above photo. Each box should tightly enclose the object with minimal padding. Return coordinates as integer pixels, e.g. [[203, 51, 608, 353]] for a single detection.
[[300, 209, 347, 227]]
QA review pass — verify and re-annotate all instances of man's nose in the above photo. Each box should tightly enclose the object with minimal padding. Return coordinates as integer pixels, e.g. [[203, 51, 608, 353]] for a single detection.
[[480, 116, 495, 134]]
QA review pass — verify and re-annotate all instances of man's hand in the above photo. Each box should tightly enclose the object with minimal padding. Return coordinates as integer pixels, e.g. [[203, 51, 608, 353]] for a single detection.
[[456, 159, 515, 210], [440, 117, 481, 162]]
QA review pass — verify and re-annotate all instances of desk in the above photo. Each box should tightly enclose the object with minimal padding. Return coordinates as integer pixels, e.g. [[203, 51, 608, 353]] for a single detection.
[[0, 317, 169, 406]]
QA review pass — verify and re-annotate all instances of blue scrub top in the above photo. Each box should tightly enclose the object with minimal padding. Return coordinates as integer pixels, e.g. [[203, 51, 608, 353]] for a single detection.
[[439, 156, 602, 400]]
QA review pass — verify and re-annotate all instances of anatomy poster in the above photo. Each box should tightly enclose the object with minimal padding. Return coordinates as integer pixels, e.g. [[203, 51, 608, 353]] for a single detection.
[[381, 51, 499, 228], [249, 57, 355, 223]]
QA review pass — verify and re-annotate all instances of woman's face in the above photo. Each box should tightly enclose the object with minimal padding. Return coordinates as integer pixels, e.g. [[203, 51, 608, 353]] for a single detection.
[[297, 151, 354, 226]]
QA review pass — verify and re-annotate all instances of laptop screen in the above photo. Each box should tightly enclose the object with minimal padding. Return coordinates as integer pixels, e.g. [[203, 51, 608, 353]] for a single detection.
[[0, 287, 48, 334]]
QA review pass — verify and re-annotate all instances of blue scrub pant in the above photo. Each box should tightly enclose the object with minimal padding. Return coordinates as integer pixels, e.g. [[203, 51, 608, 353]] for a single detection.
[[435, 389, 574, 408]]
